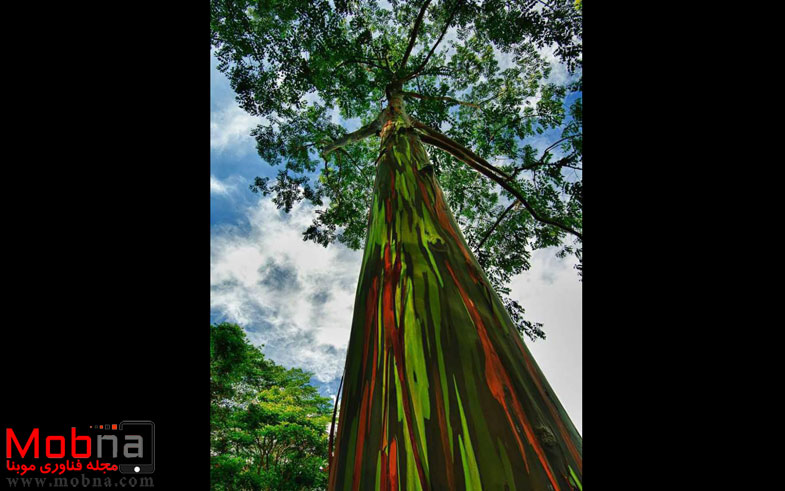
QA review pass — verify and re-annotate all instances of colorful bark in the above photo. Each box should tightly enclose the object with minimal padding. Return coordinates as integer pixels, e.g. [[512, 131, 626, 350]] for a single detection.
[[328, 113, 582, 491]]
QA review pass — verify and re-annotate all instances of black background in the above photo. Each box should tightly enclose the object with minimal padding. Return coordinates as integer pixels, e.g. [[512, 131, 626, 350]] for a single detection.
[[0, 2, 717, 489], [2, 3, 209, 488]]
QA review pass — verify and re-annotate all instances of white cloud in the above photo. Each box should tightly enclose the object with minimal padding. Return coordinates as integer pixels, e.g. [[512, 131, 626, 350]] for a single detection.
[[538, 43, 578, 87], [210, 103, 263, 156], [210, 175, 233, 195], [211, 196, 364, 383]]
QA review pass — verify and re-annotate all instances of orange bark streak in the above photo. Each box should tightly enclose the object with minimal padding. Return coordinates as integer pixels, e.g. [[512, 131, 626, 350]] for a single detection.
[[390, 169, 396, 200], [445, 260, 561, 491], [417, 179, 433, 212], [388, 438, 398, 491], [352, 383, 371, 491], [382, 244, 396, 343], [362, 277, 379, 376], [432, 188, 481, 282]]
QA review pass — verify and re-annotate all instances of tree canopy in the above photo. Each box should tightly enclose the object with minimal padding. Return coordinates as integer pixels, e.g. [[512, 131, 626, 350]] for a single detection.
[[211, 322, 333, 490], [210, 0, 582, 341]]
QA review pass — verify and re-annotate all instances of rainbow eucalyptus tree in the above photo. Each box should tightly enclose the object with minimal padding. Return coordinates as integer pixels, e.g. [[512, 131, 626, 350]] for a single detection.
[[211, 0, 582, 489]]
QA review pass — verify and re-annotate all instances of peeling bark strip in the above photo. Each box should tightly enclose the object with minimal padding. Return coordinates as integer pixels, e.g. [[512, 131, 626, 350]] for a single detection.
[[329, 112, 582, 490]]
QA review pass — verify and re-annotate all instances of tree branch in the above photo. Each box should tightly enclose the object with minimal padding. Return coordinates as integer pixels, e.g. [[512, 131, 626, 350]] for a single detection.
[[539, 135, 578, 160], [337, 148, 374, 188], [374, 43, 394, 73], [409, 65, 459, 80], [322, 158, 341, 205], [401, 90, 482, 110], [475, 200, 517, 251], [338, 57, 391, 74], [399, 0, 432, 75], [414, 121, 583, 240], [404, 0, 461, 81], [411, 119, 513, 181], [320, 113, 384, 158], [512, 135, 581, 175], [516, 153, 581, 173]]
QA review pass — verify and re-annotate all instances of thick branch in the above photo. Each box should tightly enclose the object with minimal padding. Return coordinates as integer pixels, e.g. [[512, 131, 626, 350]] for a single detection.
[[399, 0, 432, 75], [320, 114, 383, 158], [401, 91, 482, 110], [404, 0, 461, 81], [415, 123, 583, 240], [412, 119, 513, 181]]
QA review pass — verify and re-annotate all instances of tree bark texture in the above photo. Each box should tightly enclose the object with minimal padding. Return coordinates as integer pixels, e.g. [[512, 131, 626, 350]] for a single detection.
[[328, 112, 582, 491]]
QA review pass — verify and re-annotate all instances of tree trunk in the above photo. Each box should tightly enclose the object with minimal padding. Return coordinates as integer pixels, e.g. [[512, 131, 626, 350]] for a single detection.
[[328, 103, 582, 491]]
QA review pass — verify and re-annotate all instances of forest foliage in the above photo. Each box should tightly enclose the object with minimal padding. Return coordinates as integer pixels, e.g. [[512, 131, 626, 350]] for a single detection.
[[211, 323, 333, 490]]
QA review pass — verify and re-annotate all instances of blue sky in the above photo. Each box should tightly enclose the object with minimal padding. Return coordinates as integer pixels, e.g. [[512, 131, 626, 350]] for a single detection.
[[210, 45, 582, 432]]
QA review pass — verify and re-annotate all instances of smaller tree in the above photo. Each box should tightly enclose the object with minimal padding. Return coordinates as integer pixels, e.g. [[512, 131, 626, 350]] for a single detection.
[[211, 323, 333, 490]]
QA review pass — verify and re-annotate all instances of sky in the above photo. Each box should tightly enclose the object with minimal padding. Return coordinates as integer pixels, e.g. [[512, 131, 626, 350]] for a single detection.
[[210, 41, 582, 433]]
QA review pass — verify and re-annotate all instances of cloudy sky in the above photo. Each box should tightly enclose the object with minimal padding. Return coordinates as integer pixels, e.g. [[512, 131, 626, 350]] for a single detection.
[[210, 42, 582, 433]]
